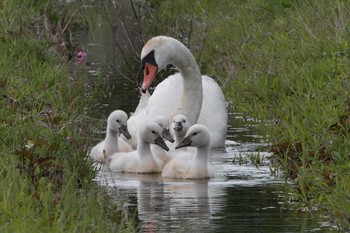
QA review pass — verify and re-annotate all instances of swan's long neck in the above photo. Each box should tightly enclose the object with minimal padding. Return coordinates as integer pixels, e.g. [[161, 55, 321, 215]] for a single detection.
[[106, 129, 119, 151], [171, 45, 203, 125], [137, 140, 156, 164], [191, 145, 210, 173]]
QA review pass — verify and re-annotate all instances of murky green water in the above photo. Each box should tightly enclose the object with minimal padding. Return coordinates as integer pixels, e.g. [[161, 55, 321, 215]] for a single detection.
[[76, 12, 336, 233]]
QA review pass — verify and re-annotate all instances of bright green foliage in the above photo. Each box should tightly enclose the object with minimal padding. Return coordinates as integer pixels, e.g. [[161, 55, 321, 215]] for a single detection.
[[0, 1, 135, 232], [213, 1, 350, 229]]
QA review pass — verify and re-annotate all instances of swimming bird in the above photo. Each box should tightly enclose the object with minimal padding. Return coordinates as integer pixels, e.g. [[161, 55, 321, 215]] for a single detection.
[[151, 115, 175, 168], [171, 114, 191, 149], [127, 36, 227, 148], [109, 121, 169, 173], [89, 110, 131, 162], [166, 114, 194, 161], [126, 90, 151, 148], [162, 124, 215, 179]]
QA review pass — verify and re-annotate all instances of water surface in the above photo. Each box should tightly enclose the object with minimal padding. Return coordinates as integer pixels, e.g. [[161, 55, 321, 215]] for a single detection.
[[95, 130, 329, 232]]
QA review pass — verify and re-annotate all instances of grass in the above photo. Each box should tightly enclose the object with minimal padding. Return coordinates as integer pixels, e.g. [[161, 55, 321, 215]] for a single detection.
[[3, 0, 349, 231], [213, 2, 350, 229], [0, 1, 136, 232], [210, 1, 350, 229]]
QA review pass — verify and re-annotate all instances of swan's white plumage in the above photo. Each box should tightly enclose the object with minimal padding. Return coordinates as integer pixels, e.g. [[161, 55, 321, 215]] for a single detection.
[[89, 110, 132, 162], [128, 36, 227, 148], [162, 124, 215, 179], [150, 115, 174, 168], [118, 138, 133, 152], [126, 90, 150, 148], [167, 114, 195, 160], [109, 121, 168, 173]]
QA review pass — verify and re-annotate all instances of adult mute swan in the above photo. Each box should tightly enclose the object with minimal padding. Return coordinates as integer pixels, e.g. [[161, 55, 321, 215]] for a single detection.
[[109, 121, 169, 173], [126, 90, 151, 148], [129, 35, 227, 148], [162, 124, 215, 179], [89, 110, 131, 162]]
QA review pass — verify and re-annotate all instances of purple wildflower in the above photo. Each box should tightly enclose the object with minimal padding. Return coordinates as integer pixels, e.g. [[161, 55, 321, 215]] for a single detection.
[[77, 50, 87, 64]]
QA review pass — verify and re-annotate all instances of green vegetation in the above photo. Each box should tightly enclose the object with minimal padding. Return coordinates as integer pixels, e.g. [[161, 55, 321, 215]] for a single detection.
[[131, 0, 350, 230], [0, 1, 135, 232], [2, 0, 349, 231]]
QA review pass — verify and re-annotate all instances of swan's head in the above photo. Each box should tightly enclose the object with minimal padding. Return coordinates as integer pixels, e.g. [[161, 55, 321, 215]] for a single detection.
[[175, 124, 210, 149], [107, 110, 131, 139], [154, 115, 175, 143], [172, 114, 191, 138], [138, 121, 170, 151], [140, 36, 181, 92]]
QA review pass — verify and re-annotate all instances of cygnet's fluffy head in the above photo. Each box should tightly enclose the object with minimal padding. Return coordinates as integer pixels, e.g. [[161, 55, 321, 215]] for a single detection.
[[175, 124, 210, 149], [138, 121, 169, 151], [107, 110, 131, 139], [172, 114, 191, 138]]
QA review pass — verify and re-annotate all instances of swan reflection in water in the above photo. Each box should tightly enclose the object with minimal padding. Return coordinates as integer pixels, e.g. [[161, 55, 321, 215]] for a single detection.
[[139, 179, 214, 232], [98, 170, 217, 232], [95, 146, 325, 233], [95, 147, 276, 233]]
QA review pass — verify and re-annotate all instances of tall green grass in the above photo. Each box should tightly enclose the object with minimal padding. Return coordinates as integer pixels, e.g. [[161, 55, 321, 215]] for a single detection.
[[0, 1, 135, 232], [210, 3, 350, 228]]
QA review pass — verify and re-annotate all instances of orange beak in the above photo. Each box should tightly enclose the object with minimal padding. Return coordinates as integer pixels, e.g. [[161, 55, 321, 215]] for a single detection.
[[141, 63, 158, 92]]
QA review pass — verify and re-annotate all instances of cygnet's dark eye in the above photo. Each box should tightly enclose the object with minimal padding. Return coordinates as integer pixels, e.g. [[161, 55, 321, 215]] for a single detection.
[[152, 130, 156, 134], [116, 119, 120, 123], [182, 120, 186, 123], [193, 132, 197, 136]]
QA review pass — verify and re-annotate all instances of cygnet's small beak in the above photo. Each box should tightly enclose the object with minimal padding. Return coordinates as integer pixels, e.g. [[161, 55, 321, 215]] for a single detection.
[[175, 136, 192, 149], [162, 128, 174, 143], [119, 124, 131, 139], [154, 136, 169, 151], [174, 122, 183, 132]]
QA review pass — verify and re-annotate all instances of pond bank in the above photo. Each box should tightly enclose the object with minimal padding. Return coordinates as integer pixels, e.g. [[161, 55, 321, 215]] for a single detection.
[[0, 1, 135, 232]]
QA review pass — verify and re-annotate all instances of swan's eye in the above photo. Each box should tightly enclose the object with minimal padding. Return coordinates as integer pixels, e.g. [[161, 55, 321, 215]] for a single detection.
[[151, 130, 156, 134], [116, 119, 120, 123], [182, 120, 186, 123], [193, 132, 197, 136]]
